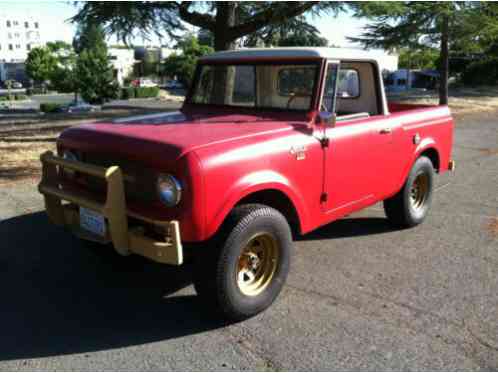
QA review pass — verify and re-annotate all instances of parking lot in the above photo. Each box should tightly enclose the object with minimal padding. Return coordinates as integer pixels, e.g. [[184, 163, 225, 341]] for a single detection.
[[0, 111, 497, 370]]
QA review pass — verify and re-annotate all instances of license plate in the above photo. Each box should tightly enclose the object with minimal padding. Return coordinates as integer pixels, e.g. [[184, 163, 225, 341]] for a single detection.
[[80, 207, 106, 237]]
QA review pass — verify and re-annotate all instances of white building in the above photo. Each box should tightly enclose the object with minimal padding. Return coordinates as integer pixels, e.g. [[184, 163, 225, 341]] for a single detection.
[[0, 13, 43, 62], [108, 48, 136, 86]]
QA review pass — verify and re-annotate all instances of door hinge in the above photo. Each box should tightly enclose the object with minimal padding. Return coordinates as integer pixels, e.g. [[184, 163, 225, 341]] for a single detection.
[[320, 193, 328, 203], [320, 137, 329, 148]]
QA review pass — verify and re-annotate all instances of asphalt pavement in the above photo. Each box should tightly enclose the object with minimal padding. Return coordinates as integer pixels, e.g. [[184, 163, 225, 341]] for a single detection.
[[0, 111, 497, 370]]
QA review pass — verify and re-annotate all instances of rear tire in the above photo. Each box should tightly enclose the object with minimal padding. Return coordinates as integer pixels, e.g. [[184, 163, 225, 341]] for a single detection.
[[384, 156, 434, 228], [193, 204, 292, 321]]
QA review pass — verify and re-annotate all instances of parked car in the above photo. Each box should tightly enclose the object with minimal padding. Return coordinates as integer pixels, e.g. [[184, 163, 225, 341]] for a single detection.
[[38, 48, 455, 320], [2, 80, 23, 89], [163, 80, 184, 89], [131, 78, 158, 88], [55, 99, 99, 113]]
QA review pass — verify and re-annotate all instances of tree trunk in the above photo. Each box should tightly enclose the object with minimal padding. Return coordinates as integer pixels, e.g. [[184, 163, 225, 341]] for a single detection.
[[213, 2, 237, 51], [439, 14, 449, 106]]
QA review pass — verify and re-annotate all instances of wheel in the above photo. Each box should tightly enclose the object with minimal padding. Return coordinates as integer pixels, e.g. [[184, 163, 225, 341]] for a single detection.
[[193, 204, 292, 321], [384, 156, 434, 228]]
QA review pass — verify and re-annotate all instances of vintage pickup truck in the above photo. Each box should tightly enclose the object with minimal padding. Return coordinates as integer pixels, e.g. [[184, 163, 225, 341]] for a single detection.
[[39, 48, 454, 320]]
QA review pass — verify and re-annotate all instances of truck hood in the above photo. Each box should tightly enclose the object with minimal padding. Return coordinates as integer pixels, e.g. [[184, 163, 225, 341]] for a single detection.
[[59, 110, 310, 168]]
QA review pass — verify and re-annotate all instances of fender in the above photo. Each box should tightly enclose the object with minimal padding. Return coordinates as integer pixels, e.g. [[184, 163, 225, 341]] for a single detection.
[[204, 170, 310, 240], [395, 137, 441, 193]]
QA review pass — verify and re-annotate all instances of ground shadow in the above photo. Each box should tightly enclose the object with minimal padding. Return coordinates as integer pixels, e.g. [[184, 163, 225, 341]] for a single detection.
[[0, 212, 228, 361], [298, 216, 400, 241], [0, 211, 400, 361]]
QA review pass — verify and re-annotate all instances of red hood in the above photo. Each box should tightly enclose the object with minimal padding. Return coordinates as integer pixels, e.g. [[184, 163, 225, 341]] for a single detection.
[[59, 110, 311, 168]]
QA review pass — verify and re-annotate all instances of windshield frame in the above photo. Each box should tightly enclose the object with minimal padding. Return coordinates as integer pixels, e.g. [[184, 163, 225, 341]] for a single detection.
[[185, 59, 323, 113]]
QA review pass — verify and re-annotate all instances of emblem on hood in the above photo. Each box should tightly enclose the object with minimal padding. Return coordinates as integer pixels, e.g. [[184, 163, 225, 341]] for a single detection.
[[290, 145, 307, 160]]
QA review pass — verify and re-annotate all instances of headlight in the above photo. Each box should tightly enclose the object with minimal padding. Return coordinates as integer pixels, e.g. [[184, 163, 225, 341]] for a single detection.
[[62, 150, 78, 177], [157, 174, 182, 206]]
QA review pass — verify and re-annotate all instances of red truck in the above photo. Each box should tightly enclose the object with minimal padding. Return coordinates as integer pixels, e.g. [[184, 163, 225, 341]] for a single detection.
[[39, 48, 454, 320]]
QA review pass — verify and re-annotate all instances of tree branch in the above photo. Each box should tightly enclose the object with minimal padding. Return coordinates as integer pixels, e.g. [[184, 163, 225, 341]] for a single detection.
[[229, 2, 320, 40], [178, 2, 216, 31]]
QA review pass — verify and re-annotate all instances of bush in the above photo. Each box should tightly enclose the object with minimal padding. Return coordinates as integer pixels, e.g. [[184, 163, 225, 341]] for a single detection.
[[121, 86, 159, 100], [136, 86, 159, 98], [15, 94, 28, 101], [27, 87, 46, 95], [121, 87, 136, 99], [461, 58, 498, 86], [40, 103, 63, 113], [0, 94, 28, 101]]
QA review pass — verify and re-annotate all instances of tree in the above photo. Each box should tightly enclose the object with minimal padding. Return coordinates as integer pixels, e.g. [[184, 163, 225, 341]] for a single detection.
[[46, 41, 78, 95], [398, 48, 438, 70], [74, 24, 118, 104], [25, 47, 57, 89], [350, 2, 496, 105], [162, 36, 214, 86], [72, 2, 342, 51], [243, 15, 328, 47]]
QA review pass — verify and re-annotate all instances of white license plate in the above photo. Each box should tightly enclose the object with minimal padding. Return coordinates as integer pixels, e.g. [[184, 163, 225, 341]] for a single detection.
[[80, 207, 106, 237]]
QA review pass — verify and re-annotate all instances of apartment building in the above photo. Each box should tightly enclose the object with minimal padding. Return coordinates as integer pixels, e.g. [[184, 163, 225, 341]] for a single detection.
[[0, 13, 43, 62]]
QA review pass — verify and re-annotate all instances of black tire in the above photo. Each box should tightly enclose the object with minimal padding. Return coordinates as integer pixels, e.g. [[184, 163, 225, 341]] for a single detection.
[[384, 156, 434, 228], [193, 204, 292, 321]]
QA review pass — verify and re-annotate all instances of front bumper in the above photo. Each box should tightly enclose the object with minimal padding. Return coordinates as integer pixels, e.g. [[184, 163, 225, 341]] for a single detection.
[[38, 151, 183, 265]]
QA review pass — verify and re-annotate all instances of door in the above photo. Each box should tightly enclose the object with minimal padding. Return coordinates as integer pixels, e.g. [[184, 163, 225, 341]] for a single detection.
[[320, 62, 395, 215]]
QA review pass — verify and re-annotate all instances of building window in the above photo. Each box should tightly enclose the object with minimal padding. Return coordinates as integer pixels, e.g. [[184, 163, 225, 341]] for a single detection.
[[8, 44, 13, 51], [27, 44, 31, 51], [13, 21, 19, 26], [34, 22, 39, 29], [14, 33, 20, 38], [6, 20, 11, 27], [16, 44, 21, 49], [25, 21, 29, 28], [8, 33, 12, 39]]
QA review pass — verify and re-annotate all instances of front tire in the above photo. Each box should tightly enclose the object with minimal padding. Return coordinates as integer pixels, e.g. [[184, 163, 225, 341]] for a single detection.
[[384, 156, 434, 228], [193, 204, 292, 321]]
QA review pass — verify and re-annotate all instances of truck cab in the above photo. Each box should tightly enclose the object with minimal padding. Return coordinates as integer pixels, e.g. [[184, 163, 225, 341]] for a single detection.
[[39, 48, 454, 320]]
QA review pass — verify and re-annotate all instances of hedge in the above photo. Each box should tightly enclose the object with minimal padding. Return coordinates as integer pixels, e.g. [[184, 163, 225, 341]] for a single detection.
[[40, 103, 63, 113], [0, 94, 28, 101], [461, 58, 498, 86], [120, 86, 159, 100]]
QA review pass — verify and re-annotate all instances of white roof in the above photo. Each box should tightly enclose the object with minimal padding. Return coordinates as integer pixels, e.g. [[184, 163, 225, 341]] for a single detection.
[[200, 47, 388, 62]]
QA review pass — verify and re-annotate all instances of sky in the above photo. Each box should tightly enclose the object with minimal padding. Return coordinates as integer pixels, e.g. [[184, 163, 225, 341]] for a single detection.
[[0, 1, 370, 48]]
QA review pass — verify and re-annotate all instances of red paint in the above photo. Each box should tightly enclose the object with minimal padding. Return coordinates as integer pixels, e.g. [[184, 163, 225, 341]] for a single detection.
[[58, 59, 454, 243]]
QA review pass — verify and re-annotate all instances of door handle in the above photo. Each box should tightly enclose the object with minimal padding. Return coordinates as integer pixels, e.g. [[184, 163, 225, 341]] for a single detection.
[[379, 127, 392, 134]]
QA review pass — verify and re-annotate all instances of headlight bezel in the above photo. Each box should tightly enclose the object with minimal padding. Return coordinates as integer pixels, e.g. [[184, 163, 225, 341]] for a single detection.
[[62, 150, 78, 177], [156, 174, 182, 207]]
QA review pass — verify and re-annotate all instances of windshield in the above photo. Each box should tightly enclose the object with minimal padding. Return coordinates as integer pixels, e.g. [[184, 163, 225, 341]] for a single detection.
[[189, 62, 320, 111]]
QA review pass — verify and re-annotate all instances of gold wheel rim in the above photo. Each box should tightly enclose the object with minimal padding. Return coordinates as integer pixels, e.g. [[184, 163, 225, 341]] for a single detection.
[[237, 233, 279, 297], [410, 173, 429, 212]]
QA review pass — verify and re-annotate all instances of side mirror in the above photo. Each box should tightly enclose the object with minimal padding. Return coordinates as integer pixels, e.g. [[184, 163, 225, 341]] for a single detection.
[[318, 111, 336, 127]]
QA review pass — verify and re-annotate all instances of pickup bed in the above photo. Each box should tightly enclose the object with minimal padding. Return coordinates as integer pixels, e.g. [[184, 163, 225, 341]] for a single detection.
[[39, 47, 454, 320]]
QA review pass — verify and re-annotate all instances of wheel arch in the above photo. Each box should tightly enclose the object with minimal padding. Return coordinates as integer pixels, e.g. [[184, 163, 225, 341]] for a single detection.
[[204, 179, 309, 241]]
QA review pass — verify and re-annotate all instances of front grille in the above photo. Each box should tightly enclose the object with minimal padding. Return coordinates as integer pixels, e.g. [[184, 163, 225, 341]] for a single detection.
[[81, 154, 157, 204]]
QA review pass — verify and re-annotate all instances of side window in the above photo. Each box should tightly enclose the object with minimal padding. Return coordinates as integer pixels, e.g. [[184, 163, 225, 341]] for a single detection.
[[277, 67, 315, 96], [322, 64, 338, 112], [337, 69, 360, 98]]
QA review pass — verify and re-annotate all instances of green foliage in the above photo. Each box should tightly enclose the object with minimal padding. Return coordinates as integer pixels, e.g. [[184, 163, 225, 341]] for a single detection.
[[48, 41, 78, 93], [25, 47, 57, 84], [134, 86, 159, 98], [73, 22, 107, 54], [120, 86, 159, 99], [162, 36, 213, 86], [461, 57, 498, 86], [72, 2, 343, 51], [398, 48, 439, 70], [74, 24, 119, 104], [120, 86, 135, 99], [0, 94, 28, 101], [40, 103, 63, 113], [243, 15, 329, 47]]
